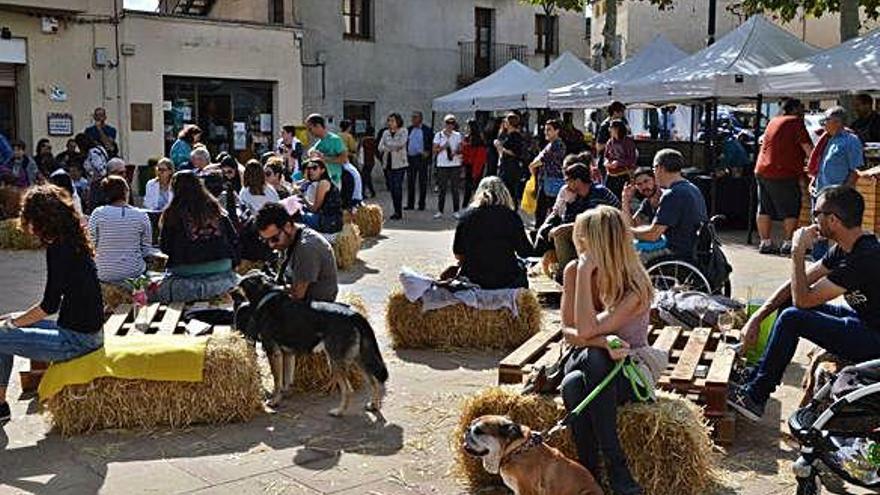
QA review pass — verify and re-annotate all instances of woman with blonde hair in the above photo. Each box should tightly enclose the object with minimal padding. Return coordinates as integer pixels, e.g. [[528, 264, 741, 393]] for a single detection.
[[451, 176, 530, 289], [559, 205, 663, 495]]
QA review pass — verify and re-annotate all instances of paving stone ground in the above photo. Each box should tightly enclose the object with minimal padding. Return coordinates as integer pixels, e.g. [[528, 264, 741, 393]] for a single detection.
[[0, 192, 871, 495]]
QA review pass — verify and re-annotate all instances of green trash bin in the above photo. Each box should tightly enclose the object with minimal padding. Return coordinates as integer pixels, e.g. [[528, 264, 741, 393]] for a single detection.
[[745, 300, 777, 365]]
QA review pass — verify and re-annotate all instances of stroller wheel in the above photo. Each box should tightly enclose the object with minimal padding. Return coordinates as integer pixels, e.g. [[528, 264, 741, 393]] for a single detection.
[[796, 474, 821, 495]]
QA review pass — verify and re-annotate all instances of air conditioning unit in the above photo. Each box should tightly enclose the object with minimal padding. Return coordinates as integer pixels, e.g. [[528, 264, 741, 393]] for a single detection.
[[41, 17, 59, 34]]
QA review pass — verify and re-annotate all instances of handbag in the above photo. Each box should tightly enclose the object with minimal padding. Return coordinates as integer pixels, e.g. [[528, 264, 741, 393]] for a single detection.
[[521, 174, 538, 214]]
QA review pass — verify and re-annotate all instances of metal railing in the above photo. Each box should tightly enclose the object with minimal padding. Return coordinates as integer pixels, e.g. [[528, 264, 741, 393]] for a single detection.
[[458, 41, 528, 86]]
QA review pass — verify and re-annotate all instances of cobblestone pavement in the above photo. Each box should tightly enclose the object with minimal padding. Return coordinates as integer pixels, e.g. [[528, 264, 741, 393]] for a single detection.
[[0, 193, 870, 495]]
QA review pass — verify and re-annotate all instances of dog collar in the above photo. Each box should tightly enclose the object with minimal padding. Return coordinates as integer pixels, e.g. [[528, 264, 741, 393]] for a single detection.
[[501, 432, 544, 464], [254, 288, 287, 313]]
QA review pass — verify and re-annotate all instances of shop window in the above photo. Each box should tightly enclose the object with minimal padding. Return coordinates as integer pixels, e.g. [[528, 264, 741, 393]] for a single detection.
[[343, 101, 374, 136], [535, 14, 559, 55], [163, 77, 274, 163], [343, 0, 371, 40]]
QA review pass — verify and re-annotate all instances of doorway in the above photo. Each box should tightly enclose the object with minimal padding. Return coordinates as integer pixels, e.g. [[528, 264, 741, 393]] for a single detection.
[[0, 87, 15, 140], [475, 8, 494, 78]]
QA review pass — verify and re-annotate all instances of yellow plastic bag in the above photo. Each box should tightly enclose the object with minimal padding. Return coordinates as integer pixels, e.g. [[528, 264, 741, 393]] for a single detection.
[[521, 174, 537, 214]]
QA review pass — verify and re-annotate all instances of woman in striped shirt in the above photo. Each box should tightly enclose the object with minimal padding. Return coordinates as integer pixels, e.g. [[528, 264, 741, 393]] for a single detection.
[[88, 176, 156, 284]]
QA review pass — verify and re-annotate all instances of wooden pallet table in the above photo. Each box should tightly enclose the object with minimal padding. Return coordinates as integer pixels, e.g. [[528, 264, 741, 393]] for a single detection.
[[498, 325, 742, 445], [20, 302, 234, 395], [528, 272, 563, 306]]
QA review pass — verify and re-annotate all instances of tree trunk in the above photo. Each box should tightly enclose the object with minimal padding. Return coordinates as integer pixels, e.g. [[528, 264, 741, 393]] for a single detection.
[[602, 0, 619, 70], [839, 0, 860, 42]]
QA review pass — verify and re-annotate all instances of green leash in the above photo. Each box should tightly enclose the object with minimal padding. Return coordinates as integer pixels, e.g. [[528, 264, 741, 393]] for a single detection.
[[545, 338, 654, 439]]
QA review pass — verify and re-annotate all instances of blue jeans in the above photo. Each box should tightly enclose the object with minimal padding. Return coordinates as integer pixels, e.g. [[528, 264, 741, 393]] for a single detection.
[[0, 320, 104, 388], [388, 168, 406, 216], [745, 305, 880, 403]]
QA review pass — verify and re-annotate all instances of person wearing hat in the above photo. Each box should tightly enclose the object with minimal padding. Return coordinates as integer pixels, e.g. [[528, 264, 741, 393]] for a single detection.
[[808, 106, 864, 259], [432, 114, 464, 219]]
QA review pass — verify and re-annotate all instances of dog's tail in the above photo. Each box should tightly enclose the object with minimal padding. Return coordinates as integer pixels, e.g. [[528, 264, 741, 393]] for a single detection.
[[355, 313, 389, 383]]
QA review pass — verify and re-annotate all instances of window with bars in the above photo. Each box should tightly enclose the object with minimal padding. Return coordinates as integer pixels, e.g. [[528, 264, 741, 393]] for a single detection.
[[343, 0, 371, 40], [535, 14, 559, 55]]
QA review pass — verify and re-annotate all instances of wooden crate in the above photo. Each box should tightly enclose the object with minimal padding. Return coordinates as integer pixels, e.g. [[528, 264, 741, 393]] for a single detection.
[[20, 302, 234, 395], [857, 175, 880, 233], [498, 325, 741, 444]]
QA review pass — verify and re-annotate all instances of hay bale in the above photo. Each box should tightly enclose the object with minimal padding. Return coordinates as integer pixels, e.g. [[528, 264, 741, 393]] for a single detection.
[[290, 292, 368, 394], [0, 218, 42, 250], [333, 222, 362, 271], [44, 333, 263, 436], [0, 186, 23, 220], [101, 283, 132, 311], [386, 289, 542, 350], [453, 387, 716, 495], [347, 204, 383, 237]]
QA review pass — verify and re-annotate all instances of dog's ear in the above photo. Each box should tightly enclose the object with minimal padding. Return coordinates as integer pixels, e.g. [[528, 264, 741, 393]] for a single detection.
[[500, 422, 523, 440]]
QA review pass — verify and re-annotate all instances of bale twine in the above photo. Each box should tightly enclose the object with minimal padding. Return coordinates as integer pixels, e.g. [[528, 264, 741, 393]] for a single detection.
[[0, 186, 23, 220], [44, 333, 263, 436], [333, 222, 362, 271], [344, 204, 383, 237], [289, 292, 368, 394], [0, 218, 42, 250], [453, 387, 715, 495], [385, 289, 542, 350], [101, 283, 132, 311]]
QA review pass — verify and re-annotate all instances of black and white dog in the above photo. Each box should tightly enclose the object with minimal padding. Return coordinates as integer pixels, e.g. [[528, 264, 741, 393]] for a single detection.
[[235, 271, 388, 417]]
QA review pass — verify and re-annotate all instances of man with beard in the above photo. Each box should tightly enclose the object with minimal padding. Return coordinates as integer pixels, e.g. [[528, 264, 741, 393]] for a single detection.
[[621, 167, 662, 227], [728, 186, 880, 421]]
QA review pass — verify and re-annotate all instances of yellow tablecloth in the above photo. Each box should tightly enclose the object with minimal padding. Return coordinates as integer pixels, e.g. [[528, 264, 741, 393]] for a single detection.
[[38, 334, 208, 401]]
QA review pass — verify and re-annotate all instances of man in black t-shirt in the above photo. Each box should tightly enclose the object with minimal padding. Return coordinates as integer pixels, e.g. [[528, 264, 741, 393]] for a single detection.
[[728, 186, 880, 421], [494, 113, 526, 204]]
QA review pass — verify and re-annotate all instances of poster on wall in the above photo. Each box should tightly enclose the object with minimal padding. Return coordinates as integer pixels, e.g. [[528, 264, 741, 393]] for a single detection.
[[259, 114, 272, 133], [47, 113, 74, 136], [233, 122, 247, 150]]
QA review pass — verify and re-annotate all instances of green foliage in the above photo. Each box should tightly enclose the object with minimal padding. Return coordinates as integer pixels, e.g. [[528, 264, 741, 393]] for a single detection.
[[735, 0, 880, 21], [519, 0, 588, 12]]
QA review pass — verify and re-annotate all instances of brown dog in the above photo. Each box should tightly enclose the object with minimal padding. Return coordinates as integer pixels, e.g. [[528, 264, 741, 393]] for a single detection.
[[464, 415, 604, 495]]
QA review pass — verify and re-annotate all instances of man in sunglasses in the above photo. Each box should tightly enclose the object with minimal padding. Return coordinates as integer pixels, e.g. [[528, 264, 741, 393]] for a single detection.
[[729, 185, 880, 421], [254, 202, 338, 302]]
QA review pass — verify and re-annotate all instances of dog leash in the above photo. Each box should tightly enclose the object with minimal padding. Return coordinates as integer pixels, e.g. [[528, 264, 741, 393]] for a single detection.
[[542, 339, 653, 441]]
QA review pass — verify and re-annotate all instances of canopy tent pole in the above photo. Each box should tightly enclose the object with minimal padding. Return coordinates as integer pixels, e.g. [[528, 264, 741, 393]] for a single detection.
[[746, 94, 764, 245], [709, 98, 719, 217]]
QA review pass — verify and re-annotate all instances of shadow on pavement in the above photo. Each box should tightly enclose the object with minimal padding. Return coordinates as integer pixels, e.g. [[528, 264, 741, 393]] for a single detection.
[[394, 348, 505, 371]]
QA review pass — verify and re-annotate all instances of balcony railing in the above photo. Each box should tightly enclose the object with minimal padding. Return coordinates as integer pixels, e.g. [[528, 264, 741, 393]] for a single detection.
[[158, 0, 215, 16], [458, 41, 528, 87]]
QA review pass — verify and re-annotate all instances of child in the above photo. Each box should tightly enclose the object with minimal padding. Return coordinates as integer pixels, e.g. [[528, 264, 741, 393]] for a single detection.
[[68, 162, 89, 205]]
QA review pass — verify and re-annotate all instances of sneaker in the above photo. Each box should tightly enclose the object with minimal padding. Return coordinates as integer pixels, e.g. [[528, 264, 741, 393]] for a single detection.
[[729, 365, 755, 386], [0, 401, 10, 425], [727, 384, 766, 422], [780, 241, 793, 256], [758, 241, 778, 255], [433, 212, 443, 219]]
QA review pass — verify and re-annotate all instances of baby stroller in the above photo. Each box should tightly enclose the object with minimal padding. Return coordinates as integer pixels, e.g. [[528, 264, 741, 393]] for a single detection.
[[788, 358, 880, 494]]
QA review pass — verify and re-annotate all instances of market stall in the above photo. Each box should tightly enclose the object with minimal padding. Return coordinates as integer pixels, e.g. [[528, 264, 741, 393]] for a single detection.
[[432, 60, 539, 113]]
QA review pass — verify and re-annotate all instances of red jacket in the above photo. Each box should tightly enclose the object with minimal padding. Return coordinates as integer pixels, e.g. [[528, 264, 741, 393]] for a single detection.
[[462, 139, 488, 179]]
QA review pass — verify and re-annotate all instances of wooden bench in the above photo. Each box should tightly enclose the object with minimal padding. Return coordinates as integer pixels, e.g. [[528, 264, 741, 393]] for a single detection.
[[498, 325, 741, 445], [20, 302, 234, 395]]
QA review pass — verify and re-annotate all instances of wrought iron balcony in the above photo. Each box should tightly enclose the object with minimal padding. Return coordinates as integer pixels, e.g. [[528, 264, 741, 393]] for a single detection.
[[458, 41, 528, 87]]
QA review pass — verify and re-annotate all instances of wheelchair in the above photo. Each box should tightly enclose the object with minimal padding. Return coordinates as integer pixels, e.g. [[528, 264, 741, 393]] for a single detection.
[[641, 215, 732, 297]]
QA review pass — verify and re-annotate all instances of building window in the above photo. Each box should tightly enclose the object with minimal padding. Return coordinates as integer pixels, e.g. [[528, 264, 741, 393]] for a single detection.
[[269, 0, 284, 24], [343, 0, 371, 40], [535, 14, 559, 55], [343, 101, 374, 136], [585, 16, 591, 40]]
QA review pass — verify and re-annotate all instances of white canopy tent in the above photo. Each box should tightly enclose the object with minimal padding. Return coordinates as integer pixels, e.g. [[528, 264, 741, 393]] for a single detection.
[[431, 60, 539, 113], [759, 28, 880, 96], [548, 35, 688, 109], [475, 51, 597, 110], [615, 15, 819, 105]]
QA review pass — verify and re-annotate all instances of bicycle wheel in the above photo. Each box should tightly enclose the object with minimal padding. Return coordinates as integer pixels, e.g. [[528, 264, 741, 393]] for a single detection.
[[647, 260, 712, 294]]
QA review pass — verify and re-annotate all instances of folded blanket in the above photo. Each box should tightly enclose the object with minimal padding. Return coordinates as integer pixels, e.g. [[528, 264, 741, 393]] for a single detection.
[[399, 267, 522, 317], [38, 334, 208, 401]]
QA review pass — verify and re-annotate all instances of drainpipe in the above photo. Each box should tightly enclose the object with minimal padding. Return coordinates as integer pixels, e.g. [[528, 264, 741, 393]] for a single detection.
[[294, 30, 325, 102]]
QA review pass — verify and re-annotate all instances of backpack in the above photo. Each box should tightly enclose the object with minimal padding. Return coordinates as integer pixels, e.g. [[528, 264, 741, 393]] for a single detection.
[[654, 289, 745, 329], [694, 219, 732, 293]]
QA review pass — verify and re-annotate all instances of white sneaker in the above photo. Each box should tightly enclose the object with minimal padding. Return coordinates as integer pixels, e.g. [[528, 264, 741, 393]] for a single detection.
[[452, 211, 461, 220], [433, 212, 443, 219]]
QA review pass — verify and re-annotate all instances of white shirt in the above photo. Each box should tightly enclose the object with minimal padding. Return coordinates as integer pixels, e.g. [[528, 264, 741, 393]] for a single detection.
[[342, 162, 364, 202], [143, 178, 173, 211], [433, 130, 463, 168], [239, 186, 280, 216]]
